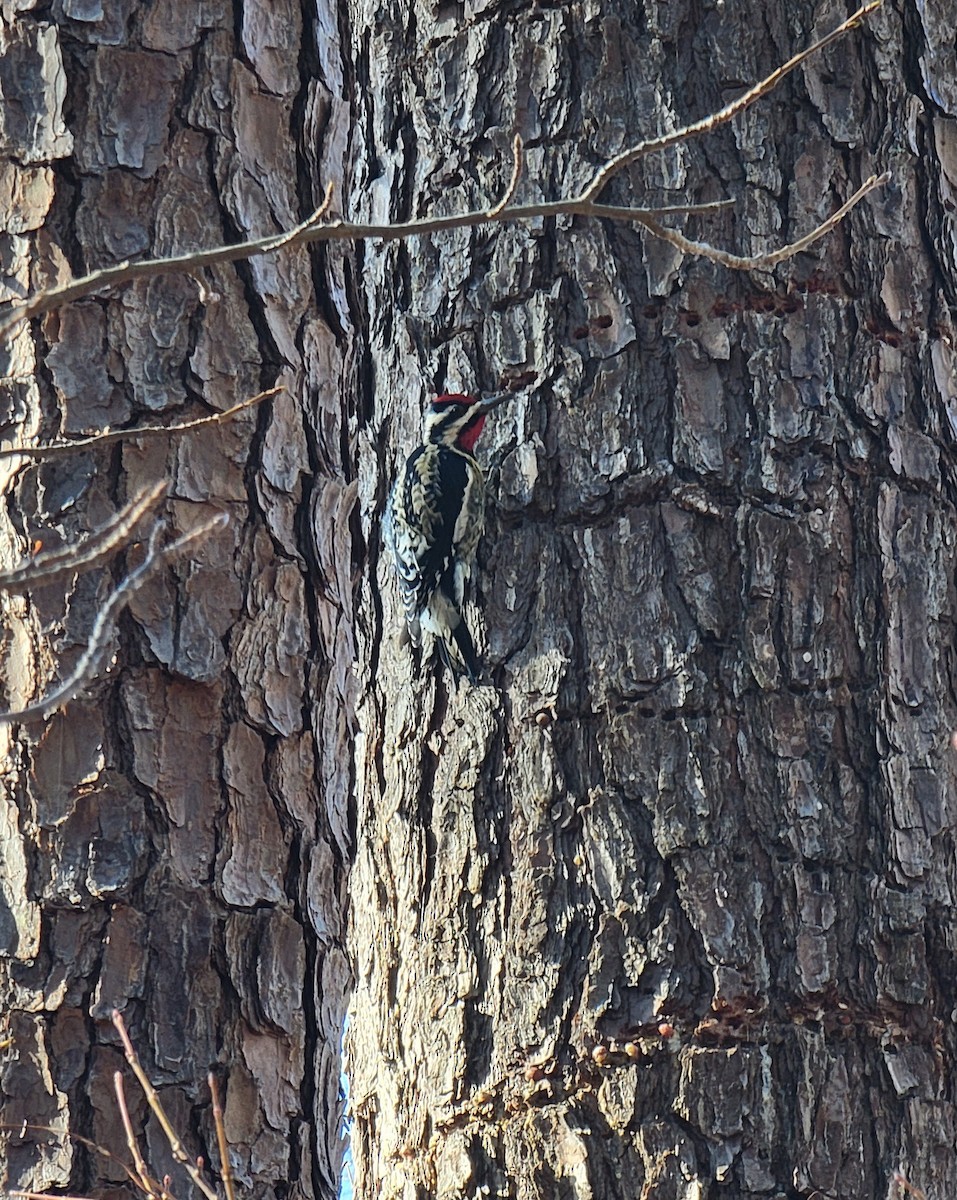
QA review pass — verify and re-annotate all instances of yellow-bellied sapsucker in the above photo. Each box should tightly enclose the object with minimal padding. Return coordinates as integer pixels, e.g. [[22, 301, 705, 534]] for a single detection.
[[384, 392, 508, 683]]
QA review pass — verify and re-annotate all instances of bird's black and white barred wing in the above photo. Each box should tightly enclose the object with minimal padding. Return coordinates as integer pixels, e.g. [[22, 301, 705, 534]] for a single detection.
[[385, 446, 468, 635]]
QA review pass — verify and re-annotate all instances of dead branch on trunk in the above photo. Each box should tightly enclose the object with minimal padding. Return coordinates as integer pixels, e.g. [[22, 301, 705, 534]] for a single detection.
[[0, 2, 885, 340], [0, 482, 166, 593], [0, 381, 275, 726], [0, 386, 281, 462], [0, 512, 228, 724]]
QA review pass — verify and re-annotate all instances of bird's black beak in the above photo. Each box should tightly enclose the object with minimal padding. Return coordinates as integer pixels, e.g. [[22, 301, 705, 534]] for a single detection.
[[477, 392, 511, 412]]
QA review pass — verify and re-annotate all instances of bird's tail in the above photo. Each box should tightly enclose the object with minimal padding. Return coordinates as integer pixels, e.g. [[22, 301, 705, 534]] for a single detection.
[[421, 590, 480, 684]]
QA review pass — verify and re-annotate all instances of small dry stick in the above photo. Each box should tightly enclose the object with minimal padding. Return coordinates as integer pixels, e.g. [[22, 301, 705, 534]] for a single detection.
[[633, 170, 891, 271], [487, 134, 525, 217], [111, 1012, 220, 1200], [1, 1123, 145, 1195], [477, 135, 738, 220], [114, 1070, 163, 1200], [0, 511, 228, 724], [0, 386, 281, 463], [0, 189, 338, 338], [581, 0, 884, 201], [586, 198, 735, 220], [268, 181, 336, 251], [208, 1073, 236, 1200], [0, 481, 166, 594], [11, 1194, 107, 1200]]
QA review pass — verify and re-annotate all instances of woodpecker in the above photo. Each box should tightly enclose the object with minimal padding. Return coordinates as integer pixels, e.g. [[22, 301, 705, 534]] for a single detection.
[[384, 391, 508, 683]]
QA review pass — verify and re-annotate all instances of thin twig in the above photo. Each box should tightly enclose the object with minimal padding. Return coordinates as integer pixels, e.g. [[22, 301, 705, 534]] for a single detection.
[[487, 134, 524, 217], [10, 1193, 107, 1200], [208, 1073, 236, 1200], [0, 1, 885, 339], [588, 198, 734, 220], [0, 386, 281, 462], [0, 482, 166, 593], [893, 1176, 927, 1200], [631, 170, 890, 271], [581, 0, 884, 201], [114, 1070, 161, 1199], [0, 1123, 144, 1190], [0, 194, 337, 338], [0, 512, 228, 724], [111, 1012, 220, 1200], [267, 181, 335, 252]]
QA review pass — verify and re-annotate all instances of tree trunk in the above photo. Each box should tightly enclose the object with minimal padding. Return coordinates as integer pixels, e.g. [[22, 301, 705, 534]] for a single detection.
[[348, 2, 957, 1198], [0, 5, 354, 1198]]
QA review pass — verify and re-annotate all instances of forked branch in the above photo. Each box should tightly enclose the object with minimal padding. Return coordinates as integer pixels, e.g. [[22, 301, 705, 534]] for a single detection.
[[0, 512, 228, 723], [0, 1, 885, 339], [111, 1012, 221, 1200], [632, 170, 890, 271], [581, 0, 884, 201], [4, 1018, 237, 1200], [0, 482, 166, 593], [0, 388, 275, 722]]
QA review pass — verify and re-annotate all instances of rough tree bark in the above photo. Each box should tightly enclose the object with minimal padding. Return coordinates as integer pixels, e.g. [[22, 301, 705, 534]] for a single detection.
[[348, 2, 957, 1198], [0, 5, 353, 1199]]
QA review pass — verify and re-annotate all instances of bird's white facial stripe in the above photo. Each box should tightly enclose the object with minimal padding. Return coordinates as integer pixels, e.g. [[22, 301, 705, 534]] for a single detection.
[[424, 403, 474, 442]]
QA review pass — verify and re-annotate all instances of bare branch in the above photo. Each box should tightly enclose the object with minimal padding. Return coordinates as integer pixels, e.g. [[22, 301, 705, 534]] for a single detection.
[[631, 171, 890, 271], [114, 1070, 163, 1200], [208, 1073, 236, 1200], [0, 191, 338, 338], [588, 198, 734, 220], [311, 196, 745, 244], [0, 482, 167, 594], [267, 181, 335, 252], [580, 0, 884, 201], [487, 134, 524, 217], [10, 1193, 106, 1200], [111, 1012, 221, 1200], [0, 512, 228, 724], [0, 386, 281, 462], [0, 0, 885, 340], [0, 1123, 144, 1190]]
